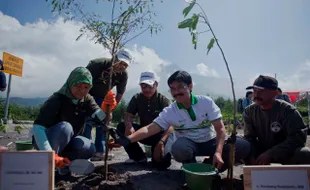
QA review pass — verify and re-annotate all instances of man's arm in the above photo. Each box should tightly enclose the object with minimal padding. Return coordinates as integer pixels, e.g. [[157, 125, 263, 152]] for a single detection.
[[243, 108, 258, 162], [125, 95, 138, 126], [124, 112, 134, 126], [265, 109, 307, 162], [128, 122, 162, 143], [116, 72, 128, 103], [157, 95, 173, 143], [159, 126, 174, 144], [243, 108, 257, 143], [128, 104, 172, 143], [115, 94, 123, 103], [205, 97, 225, 154], [212, 119, 226, 155]]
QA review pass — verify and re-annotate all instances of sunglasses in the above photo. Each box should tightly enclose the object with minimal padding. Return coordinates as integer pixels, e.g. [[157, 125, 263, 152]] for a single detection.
[[140, 83, 155, 89]]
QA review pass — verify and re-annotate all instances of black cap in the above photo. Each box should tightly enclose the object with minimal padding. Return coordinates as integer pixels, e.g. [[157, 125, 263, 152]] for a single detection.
[[246, 75, 278, 90]]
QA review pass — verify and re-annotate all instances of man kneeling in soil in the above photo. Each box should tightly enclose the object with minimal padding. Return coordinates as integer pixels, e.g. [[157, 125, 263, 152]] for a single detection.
[[111, 70, 250, 171], [117, 71, 173, 169], [244, 75, 310, 165]]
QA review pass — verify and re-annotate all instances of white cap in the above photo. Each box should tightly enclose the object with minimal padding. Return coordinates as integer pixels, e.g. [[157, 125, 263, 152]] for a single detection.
[[116, 49, 132, 65], [139, 71, 157, 86]]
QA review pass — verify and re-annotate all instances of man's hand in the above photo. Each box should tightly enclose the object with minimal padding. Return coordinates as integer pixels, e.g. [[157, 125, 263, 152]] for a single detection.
[[256, 153, 271, 165], [106, 112, 113, 123], [109, 128, 131, 147], [55, 154, 71, 168], [125, 124, 135, 136], [212, 152, 224, 170], [153, 141, 165, 162]]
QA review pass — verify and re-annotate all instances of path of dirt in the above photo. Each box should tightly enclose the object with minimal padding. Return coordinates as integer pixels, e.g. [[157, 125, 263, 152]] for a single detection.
[[1, 123, 310, 190]]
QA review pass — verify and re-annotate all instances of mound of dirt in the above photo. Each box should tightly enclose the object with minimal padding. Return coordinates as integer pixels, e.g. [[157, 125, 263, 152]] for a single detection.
[[55, 166, 133, 190]]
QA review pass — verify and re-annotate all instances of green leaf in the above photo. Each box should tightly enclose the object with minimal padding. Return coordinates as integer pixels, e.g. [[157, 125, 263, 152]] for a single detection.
[[0, 124, 8, 133], [14, 126, 24, 135], [207, 38, 215, 55], [191, 31, 197, 49], [178, 18, 193, 29], [191, 14, 199, 30], [182, 0, 196, 18]]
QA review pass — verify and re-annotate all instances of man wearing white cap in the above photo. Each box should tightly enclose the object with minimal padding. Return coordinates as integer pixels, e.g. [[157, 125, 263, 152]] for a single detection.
[[84, 49, 132, 160], [116, 71, 174, 169]]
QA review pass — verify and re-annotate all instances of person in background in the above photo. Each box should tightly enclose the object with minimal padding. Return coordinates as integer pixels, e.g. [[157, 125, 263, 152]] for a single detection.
[[31, 67, 106, 175], [276, 87, 291, 104], [242, 91, 253, 110], [0, 59, 6, 92], [84, 49, 133, 160], [0, 59, 7, 132], [111, 70, 250, 172], [244, 75, 310, 165], [116, 71, 173, 169]]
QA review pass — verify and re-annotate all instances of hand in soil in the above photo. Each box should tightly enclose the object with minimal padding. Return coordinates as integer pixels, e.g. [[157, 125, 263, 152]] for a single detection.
[[212, 152, 224, 170], [109, 128, 131, 147], [153, 141, 164, 162]]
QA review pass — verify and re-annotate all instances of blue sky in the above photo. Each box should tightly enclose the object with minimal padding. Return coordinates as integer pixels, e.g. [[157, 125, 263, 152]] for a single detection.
[[0, 0, 310, 99]]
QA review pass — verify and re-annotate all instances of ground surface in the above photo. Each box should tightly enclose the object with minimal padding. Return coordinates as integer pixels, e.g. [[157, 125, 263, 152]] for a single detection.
[[1, 122, 309, 190]]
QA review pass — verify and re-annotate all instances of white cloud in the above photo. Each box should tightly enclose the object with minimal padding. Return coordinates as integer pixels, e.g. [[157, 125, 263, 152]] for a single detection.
[[2, 11, 307, 101], [195, 63, 219, 78], [0, 12, 169, 98], [126, 45, 170, 89], [246, 60, 310, 93]]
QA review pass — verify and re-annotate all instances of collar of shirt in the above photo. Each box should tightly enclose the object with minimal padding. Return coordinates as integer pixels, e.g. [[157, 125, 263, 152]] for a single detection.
[[176, 93, 198, 121]]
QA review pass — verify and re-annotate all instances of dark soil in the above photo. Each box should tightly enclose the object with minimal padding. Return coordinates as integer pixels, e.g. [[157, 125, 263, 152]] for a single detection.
[[2, 124, 310, 190], [55, 166, 133, 190]]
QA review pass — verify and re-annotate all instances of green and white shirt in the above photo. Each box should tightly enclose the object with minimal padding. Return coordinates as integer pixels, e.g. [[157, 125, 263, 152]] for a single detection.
[[154, 94, 222, 143]]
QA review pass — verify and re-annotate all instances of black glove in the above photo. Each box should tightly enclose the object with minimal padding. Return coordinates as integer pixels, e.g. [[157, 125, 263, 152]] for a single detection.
[[109, 128, 131, 147]]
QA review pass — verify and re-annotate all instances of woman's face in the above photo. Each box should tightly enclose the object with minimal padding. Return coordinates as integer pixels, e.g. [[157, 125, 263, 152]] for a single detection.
[[71, 83, 91, 99]]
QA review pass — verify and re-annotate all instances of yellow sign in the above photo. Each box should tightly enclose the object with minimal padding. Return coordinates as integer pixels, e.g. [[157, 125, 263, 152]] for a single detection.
[[2, 52, 24, 77]]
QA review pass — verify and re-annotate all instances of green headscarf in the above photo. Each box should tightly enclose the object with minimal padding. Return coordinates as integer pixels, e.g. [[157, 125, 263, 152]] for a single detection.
[[57, 67, 93, 101]]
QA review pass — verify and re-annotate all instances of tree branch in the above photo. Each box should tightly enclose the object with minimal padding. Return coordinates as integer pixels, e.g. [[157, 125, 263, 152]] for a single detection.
[[196, 3, 236, 189], [111, 0, 116, 23], [197, 30, 210, 34], [123, 26, 149, 45]]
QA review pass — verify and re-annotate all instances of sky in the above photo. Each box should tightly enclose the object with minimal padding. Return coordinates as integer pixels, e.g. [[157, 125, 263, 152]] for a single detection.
[[0, 0, 310, 101]]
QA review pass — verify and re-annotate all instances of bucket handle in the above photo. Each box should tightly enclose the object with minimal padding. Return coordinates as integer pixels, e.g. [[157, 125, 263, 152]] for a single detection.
[[181, 164, 219, 176]]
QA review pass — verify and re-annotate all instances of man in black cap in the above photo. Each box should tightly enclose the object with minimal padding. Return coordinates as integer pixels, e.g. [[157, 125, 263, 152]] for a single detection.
[[243, 75, 310, 165], [276, 87, 291, 104]]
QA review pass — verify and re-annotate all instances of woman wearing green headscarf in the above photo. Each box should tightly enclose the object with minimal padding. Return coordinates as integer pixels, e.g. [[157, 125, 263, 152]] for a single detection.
[[31, 67, 106, 174]]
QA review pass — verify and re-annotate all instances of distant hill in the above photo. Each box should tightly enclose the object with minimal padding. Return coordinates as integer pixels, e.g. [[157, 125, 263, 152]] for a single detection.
[[8, 97, 47, 107]]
